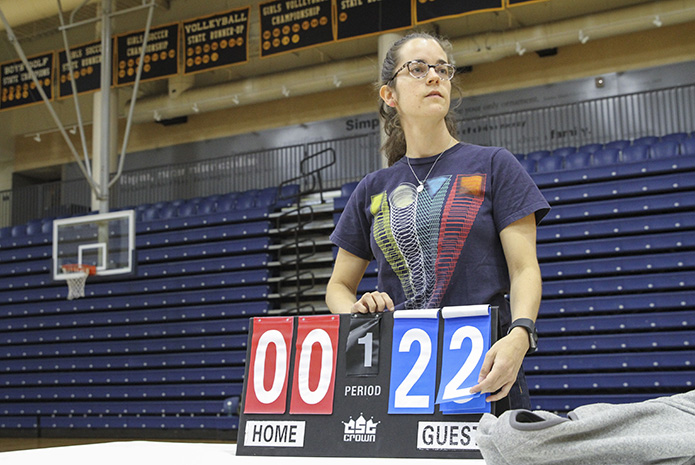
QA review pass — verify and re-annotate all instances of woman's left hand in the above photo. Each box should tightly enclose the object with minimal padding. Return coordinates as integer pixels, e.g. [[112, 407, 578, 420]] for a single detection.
[[468, 328, 529, 402]]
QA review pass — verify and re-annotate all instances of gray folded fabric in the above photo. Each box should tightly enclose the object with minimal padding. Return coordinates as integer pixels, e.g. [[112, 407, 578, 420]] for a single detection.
[[476, 390, 695, 465]]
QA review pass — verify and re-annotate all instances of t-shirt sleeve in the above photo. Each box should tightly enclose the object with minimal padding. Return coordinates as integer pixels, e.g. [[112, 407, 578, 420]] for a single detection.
[[329, 178, 374, 261], [491, 148, 550, 232]]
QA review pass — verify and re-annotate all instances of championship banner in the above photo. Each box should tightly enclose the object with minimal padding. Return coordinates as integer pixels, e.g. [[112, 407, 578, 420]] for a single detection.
[[237, 308, 499, 459], [415, 0, 504, 24], [115, 23, 179, 86], [182, 7, 250, 75], [0, 52, 54, 111], [259, 0, 333, 58], [58, 40, 112, 98], [336, 0, 412, 41]]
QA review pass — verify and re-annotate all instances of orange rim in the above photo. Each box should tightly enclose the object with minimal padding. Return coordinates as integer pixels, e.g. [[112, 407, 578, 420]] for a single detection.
[[61, 264, 97, 275]]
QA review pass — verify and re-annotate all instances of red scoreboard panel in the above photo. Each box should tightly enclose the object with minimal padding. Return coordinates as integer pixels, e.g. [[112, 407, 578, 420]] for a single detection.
[[237, 306, 499, 459]]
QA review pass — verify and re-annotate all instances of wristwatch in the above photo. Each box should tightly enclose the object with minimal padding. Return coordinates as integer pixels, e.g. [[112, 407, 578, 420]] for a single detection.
[[507, 318, 538, 355]]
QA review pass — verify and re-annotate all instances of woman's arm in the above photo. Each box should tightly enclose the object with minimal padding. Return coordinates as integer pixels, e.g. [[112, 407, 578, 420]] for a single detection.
[[470, 213, 541, 401], [326, 248, 394, 314]]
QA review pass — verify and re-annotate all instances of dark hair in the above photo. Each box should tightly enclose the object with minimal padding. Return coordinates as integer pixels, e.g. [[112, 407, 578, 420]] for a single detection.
[[379, 32, 460, 166]]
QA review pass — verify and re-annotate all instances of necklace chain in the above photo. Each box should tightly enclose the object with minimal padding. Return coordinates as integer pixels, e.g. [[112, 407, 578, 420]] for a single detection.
[[406, 149, 446, 193]]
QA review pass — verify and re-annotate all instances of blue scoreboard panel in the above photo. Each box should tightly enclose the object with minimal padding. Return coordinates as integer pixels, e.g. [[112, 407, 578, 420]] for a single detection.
[[236, 306, 499, 459]]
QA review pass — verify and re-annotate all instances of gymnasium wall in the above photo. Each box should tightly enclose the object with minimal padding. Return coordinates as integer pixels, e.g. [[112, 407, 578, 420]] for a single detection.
[[8, 19, 695, 182]]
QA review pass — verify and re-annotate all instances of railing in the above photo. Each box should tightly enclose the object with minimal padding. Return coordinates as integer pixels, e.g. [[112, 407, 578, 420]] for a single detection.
[[275, 147, 337, 314], [1, 134, 379, 228], [3, 83, 694, 228]]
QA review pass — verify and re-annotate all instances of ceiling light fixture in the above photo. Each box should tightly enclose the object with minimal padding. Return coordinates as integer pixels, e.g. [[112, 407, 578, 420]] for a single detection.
[[515, 41, 526, 56]]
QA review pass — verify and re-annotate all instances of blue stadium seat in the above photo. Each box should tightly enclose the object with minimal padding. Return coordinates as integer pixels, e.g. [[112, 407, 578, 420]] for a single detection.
[[680, 137, 695, 156], [591, 148, 620, 166], [541, 251, 695, 280], [577, 143, 602, 154], [142, 206, 159, 221], [41, 220, 53, 234], [177, 200, 199, 217], [341, 181, 359, 198], [536, 331, 695, 354], [519, 157, 536, 173], [526, 351, 695, 374], [538, 230, 695, 261], [661, 132, 688, 143], [650, 140, 680, 158], [551, 146, 576, 158], [159, 203, 178, 219], [527, 371, 693, 391], [539, 291, 695, 319], [537, 211, 695, 243], [563, 151, 591, 169], [535, 311, 694, 336], [11, 225, 26, 237], [621, 144, 650, 162], [216, 195, 237, 212], [604, 139, 630, 150], [536, 155, 563, 172], [196, 196, 217, 214], [633, 136, 659, 146], [542, 271, 694, 298], [256, 188, 277, 208], [526, 150, 550, 161], [529, 394, 668, 413]]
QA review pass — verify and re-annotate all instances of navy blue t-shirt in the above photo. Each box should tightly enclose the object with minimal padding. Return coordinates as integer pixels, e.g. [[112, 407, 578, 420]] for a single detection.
[[330, 143, 550, 320]]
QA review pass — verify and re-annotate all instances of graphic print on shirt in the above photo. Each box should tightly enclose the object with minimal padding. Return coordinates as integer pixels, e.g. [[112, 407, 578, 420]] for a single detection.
[[371, 174, 486, 309]]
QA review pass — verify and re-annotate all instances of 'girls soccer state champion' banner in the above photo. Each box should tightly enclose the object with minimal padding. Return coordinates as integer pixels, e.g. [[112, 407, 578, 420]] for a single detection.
[[336, 0, 412, 41], [259, 0, 333, 57], [115, 23, 179, 86], [416, 0, 504, 24], [182, 7, 250, 75], [237, 306, 499, 459], [0, 52, 54, 111]]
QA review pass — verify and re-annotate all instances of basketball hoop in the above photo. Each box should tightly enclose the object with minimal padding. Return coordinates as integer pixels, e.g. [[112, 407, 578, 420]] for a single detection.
[[61, 264, 97, 300]]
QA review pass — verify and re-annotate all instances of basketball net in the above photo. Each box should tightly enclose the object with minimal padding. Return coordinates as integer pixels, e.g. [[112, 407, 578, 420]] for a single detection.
[[61, 264, 96, 300]]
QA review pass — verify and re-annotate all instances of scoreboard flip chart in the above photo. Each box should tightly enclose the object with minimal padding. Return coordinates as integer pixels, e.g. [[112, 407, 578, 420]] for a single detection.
[[237, 306, 499, 459]]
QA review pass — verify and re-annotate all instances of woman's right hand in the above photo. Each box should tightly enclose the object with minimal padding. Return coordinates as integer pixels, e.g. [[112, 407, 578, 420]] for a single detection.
[[352, 291, 395, 314]]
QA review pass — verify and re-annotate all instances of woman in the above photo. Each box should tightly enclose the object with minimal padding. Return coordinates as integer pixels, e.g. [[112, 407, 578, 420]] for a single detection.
[[326, 32, 550, 409]]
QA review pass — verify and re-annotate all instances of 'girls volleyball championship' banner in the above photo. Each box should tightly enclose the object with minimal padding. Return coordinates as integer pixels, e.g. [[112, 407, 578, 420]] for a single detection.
[[259, 0, 333, 57]]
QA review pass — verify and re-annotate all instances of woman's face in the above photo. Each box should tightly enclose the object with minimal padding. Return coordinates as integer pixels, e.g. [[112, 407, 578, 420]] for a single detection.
[[381, 38, 452, 124]]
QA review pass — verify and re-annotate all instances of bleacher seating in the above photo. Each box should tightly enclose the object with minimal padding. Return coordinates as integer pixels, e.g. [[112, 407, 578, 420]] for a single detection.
[[0, 186, 299, 439], [524, 133, 695, 411]]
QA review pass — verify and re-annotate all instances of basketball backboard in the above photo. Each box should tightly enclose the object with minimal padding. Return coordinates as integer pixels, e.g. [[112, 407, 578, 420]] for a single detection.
[[52, 210, 135, 281]]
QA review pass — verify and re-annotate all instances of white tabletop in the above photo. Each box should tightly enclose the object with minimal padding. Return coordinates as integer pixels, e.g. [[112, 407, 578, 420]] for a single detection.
[[0, 441, 487, 465]]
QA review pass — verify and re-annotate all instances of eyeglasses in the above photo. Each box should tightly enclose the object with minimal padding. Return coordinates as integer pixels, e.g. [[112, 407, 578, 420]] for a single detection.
[[388, 60, 456, 84]]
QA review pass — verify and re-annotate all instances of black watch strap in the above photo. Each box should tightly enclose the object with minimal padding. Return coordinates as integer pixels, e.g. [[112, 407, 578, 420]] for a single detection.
[[507, 318, 538, 355]]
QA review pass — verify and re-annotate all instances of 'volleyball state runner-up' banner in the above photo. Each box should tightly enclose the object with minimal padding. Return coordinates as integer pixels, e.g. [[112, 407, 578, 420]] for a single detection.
[[237, 306, 498, 459]]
